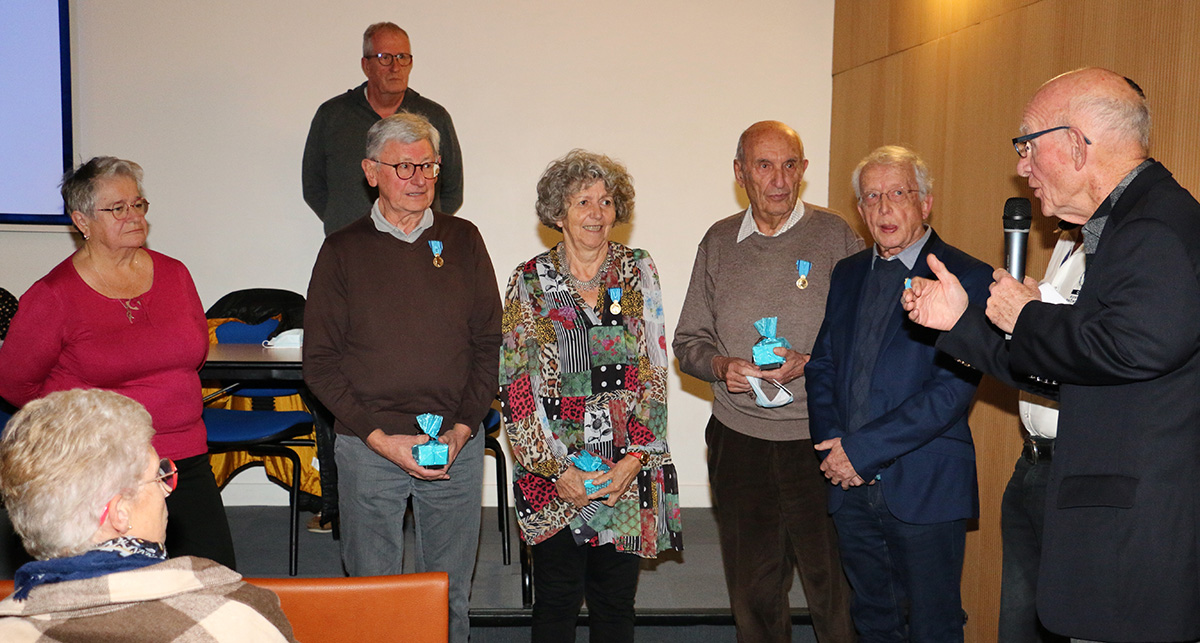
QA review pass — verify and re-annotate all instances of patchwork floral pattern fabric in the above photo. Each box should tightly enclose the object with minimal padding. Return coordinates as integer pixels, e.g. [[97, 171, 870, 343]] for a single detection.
[[500, 243, 682, 557]]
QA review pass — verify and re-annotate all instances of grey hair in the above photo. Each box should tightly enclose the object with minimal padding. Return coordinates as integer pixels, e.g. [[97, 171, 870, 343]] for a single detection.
[[365, 113, 441, 160], [0, 389, 155, 560], [851, 145, 933, 201], [60, 157, 145, 217], [362, 22, 408, 57], [1070, 82, 1152, 153], [535, 149, 635, 230]]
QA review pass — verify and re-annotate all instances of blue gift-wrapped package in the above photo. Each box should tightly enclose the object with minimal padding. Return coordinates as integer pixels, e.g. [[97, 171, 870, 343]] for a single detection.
[[570, 450, 611, 496], [413, 413, 449, 468], [752, 317, 792, 370]]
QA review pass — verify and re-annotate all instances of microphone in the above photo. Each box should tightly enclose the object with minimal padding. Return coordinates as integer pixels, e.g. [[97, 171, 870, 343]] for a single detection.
[[1003, 197, 1032, 282]]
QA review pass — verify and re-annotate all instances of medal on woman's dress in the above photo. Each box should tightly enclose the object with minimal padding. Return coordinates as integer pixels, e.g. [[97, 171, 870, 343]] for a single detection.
[[608, 287, 623, 315], [796, 259, 811, 289], [429, 240, 444, 268]]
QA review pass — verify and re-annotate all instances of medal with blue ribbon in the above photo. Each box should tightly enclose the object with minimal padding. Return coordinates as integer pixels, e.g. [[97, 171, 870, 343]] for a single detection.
[[429, 240, 444, 268], [608, 287, 623, 315], [796, 259, 811, 289]]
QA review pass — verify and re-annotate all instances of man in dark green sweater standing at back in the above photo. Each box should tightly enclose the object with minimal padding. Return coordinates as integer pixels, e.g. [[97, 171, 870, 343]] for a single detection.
[[303, 21, 464, 236]]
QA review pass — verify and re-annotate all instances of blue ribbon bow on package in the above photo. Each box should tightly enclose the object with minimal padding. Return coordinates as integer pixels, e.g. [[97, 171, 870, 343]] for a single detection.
[[751, 316, 792, 370], [570, 450, 611, 496], [412, 413, 449, 468]]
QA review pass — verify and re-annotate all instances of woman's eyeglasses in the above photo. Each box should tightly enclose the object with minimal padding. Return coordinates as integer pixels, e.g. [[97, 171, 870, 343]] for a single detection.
[[148, 458, 178, 495], [95, 199, 150, 220]]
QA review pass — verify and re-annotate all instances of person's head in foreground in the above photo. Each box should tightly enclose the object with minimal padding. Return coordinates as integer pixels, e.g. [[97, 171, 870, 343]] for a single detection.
[[0, 388, 169, 566], [0, 389, 295, 641]]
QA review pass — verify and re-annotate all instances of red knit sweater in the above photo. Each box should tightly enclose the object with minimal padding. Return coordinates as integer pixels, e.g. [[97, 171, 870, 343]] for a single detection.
[[0, 251, 209, 459]]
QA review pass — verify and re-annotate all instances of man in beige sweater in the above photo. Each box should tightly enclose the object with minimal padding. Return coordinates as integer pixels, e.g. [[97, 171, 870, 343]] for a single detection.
[[674, 121, 861, 643]]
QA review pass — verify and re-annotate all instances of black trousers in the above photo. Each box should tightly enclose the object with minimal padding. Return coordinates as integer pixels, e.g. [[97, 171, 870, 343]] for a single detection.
[[1001, 455, 1068, 643], [165, 453, 237, 569], [531, 528, 642, 643]]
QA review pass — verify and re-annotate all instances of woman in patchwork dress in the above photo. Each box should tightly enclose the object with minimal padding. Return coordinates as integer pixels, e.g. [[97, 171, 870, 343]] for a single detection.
[[500, 149, 682, 642]]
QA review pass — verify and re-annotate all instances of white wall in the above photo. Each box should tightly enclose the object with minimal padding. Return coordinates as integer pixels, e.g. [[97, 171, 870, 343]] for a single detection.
[[0, 0, 836, 507]]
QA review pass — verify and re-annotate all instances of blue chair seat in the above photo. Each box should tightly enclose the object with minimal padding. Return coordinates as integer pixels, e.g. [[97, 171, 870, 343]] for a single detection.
[[204, 408, 313, 444], [233, 388, 298, 399]]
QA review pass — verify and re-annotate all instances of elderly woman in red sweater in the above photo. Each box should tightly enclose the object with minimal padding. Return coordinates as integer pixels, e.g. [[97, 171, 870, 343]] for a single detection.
[[0, 157, 235, 568]]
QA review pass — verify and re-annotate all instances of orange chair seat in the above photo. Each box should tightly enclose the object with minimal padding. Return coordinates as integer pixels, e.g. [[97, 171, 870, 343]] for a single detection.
[[247, 572, 449, 643]]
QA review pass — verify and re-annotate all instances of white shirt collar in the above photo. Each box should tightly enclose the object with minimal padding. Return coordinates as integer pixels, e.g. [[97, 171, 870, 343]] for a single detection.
[[736, 203, 806, 242]]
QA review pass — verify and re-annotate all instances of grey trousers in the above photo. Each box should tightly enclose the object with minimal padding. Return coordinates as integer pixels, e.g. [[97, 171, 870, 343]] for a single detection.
[[335, 433, 484, 643]]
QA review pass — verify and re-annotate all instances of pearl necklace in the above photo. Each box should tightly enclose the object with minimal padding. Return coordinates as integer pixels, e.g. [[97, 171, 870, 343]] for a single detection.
[[558, 243, 612, 291]]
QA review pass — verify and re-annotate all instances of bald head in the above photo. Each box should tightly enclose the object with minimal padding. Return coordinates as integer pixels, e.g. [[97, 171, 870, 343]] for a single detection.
[[1018, 68, 1152, 224], [734, 120, 809, 223], [736, 121, 805, 165], [1031, 67, 1151, 156]]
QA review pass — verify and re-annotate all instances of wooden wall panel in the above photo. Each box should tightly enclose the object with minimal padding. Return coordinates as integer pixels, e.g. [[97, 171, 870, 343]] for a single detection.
[[831, 1, 1200, 641], [833, 0, 1039, 74]]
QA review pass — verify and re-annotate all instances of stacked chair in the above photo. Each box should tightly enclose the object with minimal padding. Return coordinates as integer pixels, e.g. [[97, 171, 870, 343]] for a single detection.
[[202, 289, 316, 576]]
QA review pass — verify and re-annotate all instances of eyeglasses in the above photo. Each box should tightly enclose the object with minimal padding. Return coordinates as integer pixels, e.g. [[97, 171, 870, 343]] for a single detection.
[[367, 52, 413, 67], [374, 160, 440, 180], [147, 458, 178, 495], [1012, 125, 1092, 158], [95, 199, 149, 220], [860, 188, 919, 207]]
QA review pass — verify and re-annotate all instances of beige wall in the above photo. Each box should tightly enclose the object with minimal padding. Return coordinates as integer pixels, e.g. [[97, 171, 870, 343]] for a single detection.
[[0, 0, 838, 507], [830, 0, 1200, 639]]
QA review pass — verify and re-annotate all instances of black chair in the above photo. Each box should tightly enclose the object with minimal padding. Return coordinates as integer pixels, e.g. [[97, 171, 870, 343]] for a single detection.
[[203, 290, 316, 576], [204, 289, 339, 531], [481, 408, 511, 565], [0, 287, 17, 341]]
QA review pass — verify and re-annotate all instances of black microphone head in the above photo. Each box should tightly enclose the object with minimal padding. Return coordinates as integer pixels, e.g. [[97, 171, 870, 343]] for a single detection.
[[1003, 197, 1032, 231]]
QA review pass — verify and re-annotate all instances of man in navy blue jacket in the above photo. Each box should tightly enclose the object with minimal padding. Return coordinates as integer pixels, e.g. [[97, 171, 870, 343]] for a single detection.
[[806, 146, 992, 642]]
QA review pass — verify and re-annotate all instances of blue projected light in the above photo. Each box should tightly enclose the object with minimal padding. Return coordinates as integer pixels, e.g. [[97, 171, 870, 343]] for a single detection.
[[0, 0, 72, 225]]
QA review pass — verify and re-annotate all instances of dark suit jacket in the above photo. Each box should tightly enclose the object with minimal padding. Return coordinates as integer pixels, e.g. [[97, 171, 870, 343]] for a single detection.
[[806, 230, 993, 524], [939, 161, 1200, 642]]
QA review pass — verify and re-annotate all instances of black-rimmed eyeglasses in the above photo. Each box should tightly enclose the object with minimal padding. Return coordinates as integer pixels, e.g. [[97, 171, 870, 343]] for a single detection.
[[367, 52, 413, 67], [95, 199, 149, 220], [374, 160, 440, 180], [1012, 126, 1092, 158]]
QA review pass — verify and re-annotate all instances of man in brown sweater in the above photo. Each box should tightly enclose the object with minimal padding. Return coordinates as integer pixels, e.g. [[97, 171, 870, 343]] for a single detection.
[[674, 121, 861, 643], [304, 113, 500, 643]]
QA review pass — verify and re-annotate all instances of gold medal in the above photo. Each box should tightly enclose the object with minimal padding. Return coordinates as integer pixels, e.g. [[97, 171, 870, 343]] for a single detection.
[[795, 260, 811, 290], [607, 287, 623, 316], [428, 240, 444, 268]]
